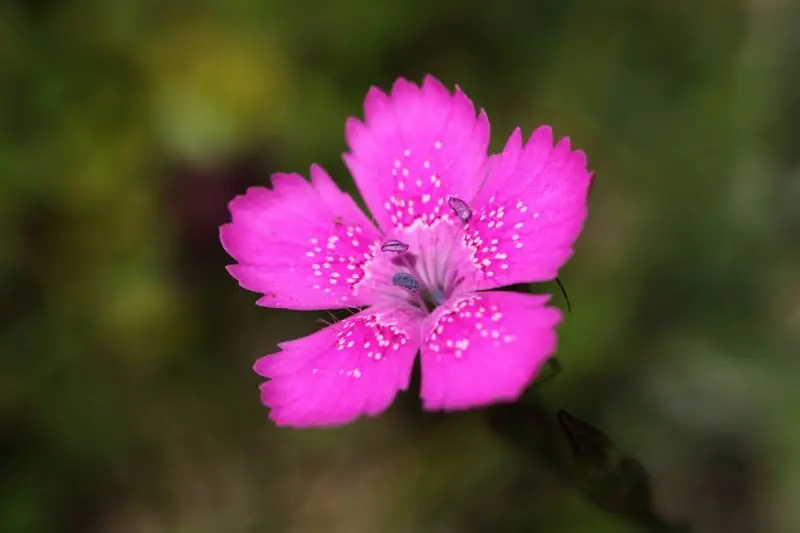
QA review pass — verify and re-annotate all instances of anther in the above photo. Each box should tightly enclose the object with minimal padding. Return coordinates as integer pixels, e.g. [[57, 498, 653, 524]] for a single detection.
[[447, 196, 472, 223], [392, 272, 420, 293], [381, 239, 409, 253]]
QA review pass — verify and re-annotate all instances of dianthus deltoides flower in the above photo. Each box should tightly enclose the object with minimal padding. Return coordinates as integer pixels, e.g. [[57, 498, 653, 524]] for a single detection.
[[221, 76, 592, 428]]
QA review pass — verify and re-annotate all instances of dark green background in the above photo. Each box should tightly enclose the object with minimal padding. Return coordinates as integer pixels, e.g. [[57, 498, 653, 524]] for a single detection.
[[2, 0, 799, 532]]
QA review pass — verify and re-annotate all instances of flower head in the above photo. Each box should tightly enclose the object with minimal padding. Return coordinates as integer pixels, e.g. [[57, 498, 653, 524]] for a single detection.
[[221, 76, 593, 427]]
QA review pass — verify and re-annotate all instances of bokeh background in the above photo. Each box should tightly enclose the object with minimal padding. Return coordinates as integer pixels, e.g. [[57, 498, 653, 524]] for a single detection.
[[2, 0, 799, 532]]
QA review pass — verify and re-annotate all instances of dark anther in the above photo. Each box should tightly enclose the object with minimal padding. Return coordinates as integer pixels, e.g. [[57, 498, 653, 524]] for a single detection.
[[392, 272, 420, 293], [381, 239, 409, 253], [447, 196, 472, 223]]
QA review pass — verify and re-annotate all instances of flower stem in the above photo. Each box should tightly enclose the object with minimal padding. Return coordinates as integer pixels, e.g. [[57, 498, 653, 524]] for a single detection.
[[487, 397, 691, 533]]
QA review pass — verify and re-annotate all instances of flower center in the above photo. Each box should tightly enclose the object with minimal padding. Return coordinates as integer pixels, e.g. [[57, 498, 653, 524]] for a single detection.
[[355, 197, 478, 314]]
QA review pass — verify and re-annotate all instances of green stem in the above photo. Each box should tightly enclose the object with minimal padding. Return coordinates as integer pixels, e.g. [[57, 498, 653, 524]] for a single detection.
[[486, 397, 691, 533]]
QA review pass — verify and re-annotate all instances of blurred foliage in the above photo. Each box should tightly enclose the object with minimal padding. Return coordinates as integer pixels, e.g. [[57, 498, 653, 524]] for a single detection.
[[1, 0, 799, 532]]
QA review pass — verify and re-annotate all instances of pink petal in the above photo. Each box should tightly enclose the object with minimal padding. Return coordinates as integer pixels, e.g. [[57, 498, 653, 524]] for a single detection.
[[254, 307, 423, 428], [344, 75, 490, 230], [220, 165, 382, 310], [466, 126, 593, 289], [419, 291, 561, 410]]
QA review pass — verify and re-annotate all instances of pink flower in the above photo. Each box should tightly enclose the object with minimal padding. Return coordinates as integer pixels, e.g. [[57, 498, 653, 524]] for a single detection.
[[220, 76, 593, 428]]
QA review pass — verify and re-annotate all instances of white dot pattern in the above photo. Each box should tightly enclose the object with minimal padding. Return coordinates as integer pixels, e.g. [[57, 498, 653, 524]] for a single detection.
[[305, 223, 377, 302], [463, 197, 543, 280], [384, 141, 451, 228], [424, 294, 516, 358], [333, 314, 411, 362]]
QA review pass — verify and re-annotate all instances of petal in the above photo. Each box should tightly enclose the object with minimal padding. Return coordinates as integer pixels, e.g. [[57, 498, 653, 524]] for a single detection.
[[466, 126, 593, 289], [419, 291, 561, 410], [221, 165, 382, 310], [255, 306, 423, 428], [344, 75, 490, 231]]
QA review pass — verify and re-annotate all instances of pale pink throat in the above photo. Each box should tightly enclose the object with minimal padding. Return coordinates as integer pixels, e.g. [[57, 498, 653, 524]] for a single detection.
[[354, 196, 479, 314]]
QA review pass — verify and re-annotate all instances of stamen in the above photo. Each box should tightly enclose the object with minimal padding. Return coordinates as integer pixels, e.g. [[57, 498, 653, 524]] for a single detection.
[[447, 196, 472, 224], [381, 239, 410, 253], [555, 277, 572, 313], [392, 272, 420, 293], [430, 287, 448, 306]]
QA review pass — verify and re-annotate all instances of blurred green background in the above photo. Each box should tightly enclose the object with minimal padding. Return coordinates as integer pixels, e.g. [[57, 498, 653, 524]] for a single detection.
[[2, 0, 799, 532]]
